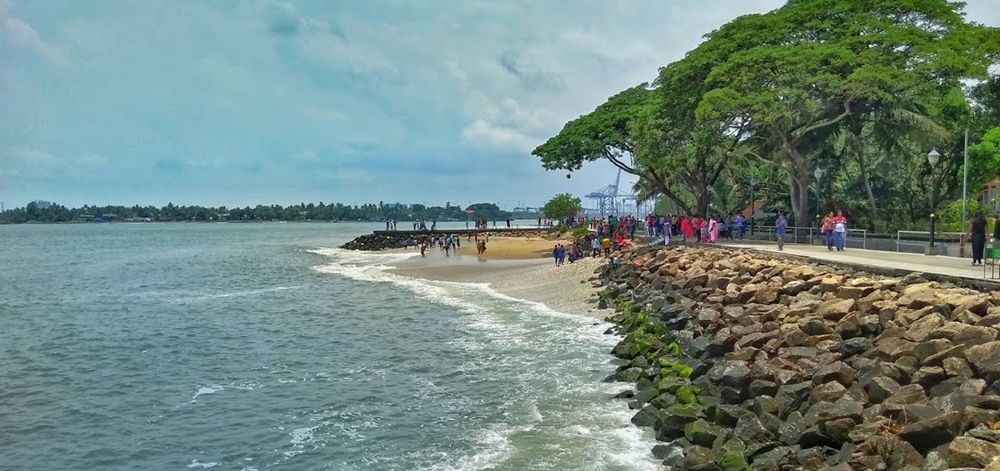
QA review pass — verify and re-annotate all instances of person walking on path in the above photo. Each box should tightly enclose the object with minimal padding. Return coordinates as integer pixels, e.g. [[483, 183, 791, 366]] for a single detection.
[[832, 210, 848, 251], [775, 212, 788, 251], [821, 212, 835, 251], [970, 210, 988, 265], [709, 216, 719, 243]]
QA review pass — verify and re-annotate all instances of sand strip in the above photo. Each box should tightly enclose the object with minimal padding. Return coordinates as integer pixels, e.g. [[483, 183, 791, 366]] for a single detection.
[[389, 238, 613, 319]]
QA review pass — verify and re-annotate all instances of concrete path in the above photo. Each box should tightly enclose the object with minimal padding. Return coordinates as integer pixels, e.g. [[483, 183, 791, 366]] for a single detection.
[[717, 240, 1000, 282]]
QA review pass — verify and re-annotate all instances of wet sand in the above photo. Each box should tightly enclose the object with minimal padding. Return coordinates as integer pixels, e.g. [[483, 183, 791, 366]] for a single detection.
[[389, 238, 612, 319]]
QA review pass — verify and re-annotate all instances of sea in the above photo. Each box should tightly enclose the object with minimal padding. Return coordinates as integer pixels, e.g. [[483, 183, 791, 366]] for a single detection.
[[0, 222, 659, 471]]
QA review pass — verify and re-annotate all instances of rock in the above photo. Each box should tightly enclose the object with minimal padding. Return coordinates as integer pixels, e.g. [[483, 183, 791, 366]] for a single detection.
[[913, 366, 947, 389], [812, 361, 857, 388], [954, 325, 999, 347], [897, 411, 965, 453], [947, 436, 1000, 468], [682, 445, 719, 471], [818, 417, 856, 444], [927, 321, 967, 341], [884, 384, 927, 405], [965, 341, 1000, 381], [631, 404, 659, 427], [778, 411, 805, 445], [684, 418, 723, 448], [978, 313, 1000, 328], [967, 425, 1000, 444], [943, 357, 975, 378], [816, 298, 856, 320], [799, 317, 833, 335], [811, 381, 848, 404], [885, 438, 925, 471], [655, 404, 703, 441], [866, 376, 902, 404], [613, 389, 635, 399], [905, 313, 945, 342], [651, 443, 681, 460], [838, 337, 873, 358], [776, 382, 813, 419], [734, 414, 775, 453]]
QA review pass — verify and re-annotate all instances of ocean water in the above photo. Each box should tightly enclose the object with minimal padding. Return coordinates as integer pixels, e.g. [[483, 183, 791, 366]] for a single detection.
[[0, 223, 658, 471]]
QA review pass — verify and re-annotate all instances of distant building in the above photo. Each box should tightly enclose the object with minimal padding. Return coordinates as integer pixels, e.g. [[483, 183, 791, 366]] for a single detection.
[[983, 178, 1000, 214]]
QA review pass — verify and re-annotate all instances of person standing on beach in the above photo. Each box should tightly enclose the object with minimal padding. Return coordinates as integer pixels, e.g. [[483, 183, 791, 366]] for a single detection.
[[775, 212, 788, 250], [591, 236, 600, 257], [601, 235, 612, 258]]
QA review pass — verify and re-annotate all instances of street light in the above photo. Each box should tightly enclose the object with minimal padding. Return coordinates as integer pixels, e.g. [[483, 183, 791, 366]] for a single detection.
[[812, 168, 826, 244], [749, 178, 757, 236], [928, 149, 941, 252]]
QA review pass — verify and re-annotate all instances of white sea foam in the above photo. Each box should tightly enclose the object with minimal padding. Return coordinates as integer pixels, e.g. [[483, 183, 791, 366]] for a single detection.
[[191, 385, 223, 401], [310, 246, 658, 470], [186, 460, 218, 468]]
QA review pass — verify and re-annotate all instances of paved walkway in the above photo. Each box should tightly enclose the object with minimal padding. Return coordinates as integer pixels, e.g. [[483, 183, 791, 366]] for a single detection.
[[716, 240, 1000, 283]]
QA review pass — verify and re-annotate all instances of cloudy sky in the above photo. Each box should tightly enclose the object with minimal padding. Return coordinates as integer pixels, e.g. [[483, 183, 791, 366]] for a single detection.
[[2, 0, 998, 210]]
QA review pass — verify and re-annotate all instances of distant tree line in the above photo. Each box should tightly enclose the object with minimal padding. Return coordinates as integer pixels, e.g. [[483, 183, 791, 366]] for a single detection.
[[0, 200, 539, 224]]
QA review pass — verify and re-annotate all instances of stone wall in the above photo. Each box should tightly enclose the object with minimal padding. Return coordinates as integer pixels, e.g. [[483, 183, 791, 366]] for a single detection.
[[595, 244, 1000, 470]]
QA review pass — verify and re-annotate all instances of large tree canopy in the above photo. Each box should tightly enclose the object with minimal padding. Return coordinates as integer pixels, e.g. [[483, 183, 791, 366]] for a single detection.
[[533, 0, 1000, 230]]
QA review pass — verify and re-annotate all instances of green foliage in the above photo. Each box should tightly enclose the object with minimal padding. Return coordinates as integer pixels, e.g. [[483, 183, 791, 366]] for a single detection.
[[571, 226, 589, 238], [542, 193, 582, 220], [967, 127, 1000, 187], [530, 0, 1000, 231], [937, 199, 984, 232], [555, 224, 569, 234]]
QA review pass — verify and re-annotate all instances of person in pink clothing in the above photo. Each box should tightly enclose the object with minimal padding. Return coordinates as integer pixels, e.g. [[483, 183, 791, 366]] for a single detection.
[[709, 216, 719, 243]]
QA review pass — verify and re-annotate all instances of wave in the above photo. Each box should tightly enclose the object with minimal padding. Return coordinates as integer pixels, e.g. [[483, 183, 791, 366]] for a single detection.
[[309, 246, 660, 470]]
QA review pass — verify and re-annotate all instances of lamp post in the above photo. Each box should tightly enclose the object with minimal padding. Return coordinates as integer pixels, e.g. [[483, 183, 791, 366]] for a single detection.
[[749, 178, 757, 236], [927, 149, 941, 254], [813, 168, 825, 244]]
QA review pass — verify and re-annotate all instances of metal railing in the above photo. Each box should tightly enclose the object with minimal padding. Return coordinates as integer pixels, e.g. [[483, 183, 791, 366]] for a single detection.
[[895, 230, 967, 256], [740, 226, 868, 249]]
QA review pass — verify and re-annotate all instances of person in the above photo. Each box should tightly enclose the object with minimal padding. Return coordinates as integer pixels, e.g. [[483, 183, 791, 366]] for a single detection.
[[735, 214, 746, 240], [970, 210, 987, 266], [662, 216, 672, 246], [775, 212, 788, 251], [832, 210, 848, 251], [821, 212, 835, 251], [552, 244, 561, 265], [709, 216, 719, 243], [601, 235, 612, 258], [590, 236, 600, 257]]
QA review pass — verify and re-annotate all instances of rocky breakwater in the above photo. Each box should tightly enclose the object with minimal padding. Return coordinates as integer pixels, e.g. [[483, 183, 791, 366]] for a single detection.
[[340, 233, 410, 250], [340, 229, 561, 251], [598, 244, 1000, 470]]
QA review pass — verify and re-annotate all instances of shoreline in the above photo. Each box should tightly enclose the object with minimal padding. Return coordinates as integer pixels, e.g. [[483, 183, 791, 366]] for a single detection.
[[386, 236, 612, 318]]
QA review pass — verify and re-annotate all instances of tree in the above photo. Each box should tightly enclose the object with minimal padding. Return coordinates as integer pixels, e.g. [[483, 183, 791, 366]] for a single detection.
[[695, 0, 1000, 227], [531, 85, 693, 213], [968, 127, 1000, 188], [542, 193, 582, 220]]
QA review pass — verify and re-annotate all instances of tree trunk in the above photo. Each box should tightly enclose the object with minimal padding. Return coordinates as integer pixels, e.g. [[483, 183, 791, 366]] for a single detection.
[[851, 128, 879, 227]]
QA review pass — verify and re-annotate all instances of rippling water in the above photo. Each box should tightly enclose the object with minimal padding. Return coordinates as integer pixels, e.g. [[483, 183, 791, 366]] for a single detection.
[[0, 223, 657, 471]]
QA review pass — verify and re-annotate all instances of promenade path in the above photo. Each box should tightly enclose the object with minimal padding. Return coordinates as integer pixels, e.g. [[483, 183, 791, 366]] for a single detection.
[[715, 240, 1000, 284]]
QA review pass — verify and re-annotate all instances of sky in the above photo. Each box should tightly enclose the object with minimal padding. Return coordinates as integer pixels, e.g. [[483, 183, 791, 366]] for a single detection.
[[2, 0, 998, 210]]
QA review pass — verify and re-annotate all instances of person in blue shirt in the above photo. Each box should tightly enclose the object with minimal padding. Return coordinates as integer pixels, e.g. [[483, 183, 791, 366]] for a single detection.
[[775, 212, 788, 251]]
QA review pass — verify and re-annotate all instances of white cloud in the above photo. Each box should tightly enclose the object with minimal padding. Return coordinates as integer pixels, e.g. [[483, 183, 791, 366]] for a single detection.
[[1, 0, 998, 208]]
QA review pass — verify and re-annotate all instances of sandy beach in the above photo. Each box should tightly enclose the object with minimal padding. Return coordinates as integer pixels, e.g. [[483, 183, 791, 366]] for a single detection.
[[389, 236, 612, 318]]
